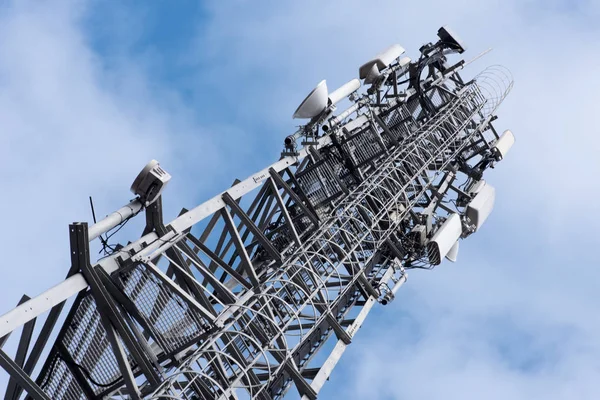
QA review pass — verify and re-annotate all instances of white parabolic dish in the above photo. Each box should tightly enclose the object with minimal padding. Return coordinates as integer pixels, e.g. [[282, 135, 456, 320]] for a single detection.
[[293, 80, 329, 119]]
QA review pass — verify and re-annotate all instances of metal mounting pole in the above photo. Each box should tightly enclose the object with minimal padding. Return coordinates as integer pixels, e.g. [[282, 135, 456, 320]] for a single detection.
[[88, 199, 143, 242]]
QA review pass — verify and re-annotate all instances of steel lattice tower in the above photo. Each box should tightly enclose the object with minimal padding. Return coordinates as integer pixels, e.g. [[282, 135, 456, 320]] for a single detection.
[[0, 27, 514, 400]]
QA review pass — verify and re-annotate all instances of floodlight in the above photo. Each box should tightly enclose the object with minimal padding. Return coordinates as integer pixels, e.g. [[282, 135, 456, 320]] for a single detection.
[[493, 129, 515, 161], [130, 160, 171, 206], [359, 44, 405, 82], [466, 182, 495, 231], [437, 26, 467, 53], [427, 213, 463, 265], [293, 80, 329, 119]]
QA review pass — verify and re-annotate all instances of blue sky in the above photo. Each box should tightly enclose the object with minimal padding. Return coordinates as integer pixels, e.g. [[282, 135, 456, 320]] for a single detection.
[[1, 0, 600, 398]]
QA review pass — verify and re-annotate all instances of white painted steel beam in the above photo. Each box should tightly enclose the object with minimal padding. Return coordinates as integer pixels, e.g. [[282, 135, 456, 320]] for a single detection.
[[303, 296, 378, 398], [0, 134, 335, 336]]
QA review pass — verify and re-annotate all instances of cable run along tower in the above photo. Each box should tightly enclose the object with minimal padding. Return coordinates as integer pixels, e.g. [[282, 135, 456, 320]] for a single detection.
[[0, 27, 514, 400]]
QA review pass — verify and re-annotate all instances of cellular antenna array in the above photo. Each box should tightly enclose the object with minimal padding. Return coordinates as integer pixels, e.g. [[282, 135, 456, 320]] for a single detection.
[[0, 26, 514, 400]]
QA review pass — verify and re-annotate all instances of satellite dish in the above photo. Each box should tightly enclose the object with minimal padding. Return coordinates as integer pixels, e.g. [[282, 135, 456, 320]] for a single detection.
[[359, 44, 405, 82], [293, 80, 329, 119]]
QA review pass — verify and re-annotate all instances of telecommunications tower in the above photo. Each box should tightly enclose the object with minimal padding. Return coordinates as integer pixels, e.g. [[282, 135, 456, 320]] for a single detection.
[[0, 27, 514, 399]]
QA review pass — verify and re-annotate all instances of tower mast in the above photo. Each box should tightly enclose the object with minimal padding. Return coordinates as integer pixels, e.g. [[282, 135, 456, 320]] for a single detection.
[[0, 27, 514, 400]]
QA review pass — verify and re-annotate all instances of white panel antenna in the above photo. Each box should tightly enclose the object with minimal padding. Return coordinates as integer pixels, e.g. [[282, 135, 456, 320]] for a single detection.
[[427, 213, 463, 265], [466, 182, 496, 231], [445, 241, 459, 262], [493, 129, 515, 160]]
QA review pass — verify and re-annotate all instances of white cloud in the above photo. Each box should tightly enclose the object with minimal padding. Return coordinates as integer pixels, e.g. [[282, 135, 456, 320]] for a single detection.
[[0, 1, 250, 389], [325, 245, 600, 399], [0, 2, 229, 315]]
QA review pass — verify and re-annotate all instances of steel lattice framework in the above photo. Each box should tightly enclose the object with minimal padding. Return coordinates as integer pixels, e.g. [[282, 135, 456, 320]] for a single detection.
[[0, 27, 513, 400]]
